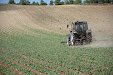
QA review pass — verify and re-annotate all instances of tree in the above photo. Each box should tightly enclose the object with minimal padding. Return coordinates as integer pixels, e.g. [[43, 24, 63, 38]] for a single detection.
[[25, 0, 30, 5], [40, 0, 47, 5], [94, 0, 98, 3], [69, 0, 74, 4], [36, 2, 39, 5], [101, 0, 105, 3], [32, 1, 36, 5], [83, 0, 90, 3], [54, 0, 64, 5], [61, 1, 64, 5], [98, 0, 106, 3], [19, 0, 26, 5], [32, 1, 39, 5], [111, 0, 113, 3], [88, 0, 93, 3], [49, 0, 54, 5], [105, 0, 111, 3], [65, 0, 70, 4], [40, 0, 44, 4], [75, 0, 82, 4], [9, 0, 15, 4], [54, 0, 61, 5]]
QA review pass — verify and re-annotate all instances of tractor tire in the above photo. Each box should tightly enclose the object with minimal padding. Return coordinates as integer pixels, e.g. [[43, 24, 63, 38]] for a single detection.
[[67, 34, 71, 46], [83, 40, 87, 45]]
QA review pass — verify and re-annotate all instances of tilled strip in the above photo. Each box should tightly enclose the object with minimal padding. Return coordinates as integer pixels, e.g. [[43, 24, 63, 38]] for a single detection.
[[0, 72, 4, 75], [0, 47, 88, 75], [0, 61, 24, 75], [0, 50, 65, 75], [0, 55, 44, 75]]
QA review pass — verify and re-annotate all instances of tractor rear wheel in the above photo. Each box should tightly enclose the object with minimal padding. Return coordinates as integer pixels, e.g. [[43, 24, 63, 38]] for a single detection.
[[83, 40, 87, 45], [67, 34, 71, 46]]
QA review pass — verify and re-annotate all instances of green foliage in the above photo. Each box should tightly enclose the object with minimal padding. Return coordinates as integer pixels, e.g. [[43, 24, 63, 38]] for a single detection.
[[111, 0, 113, 3], [0, 66, 15, 75], [83, 0, 112, 3], [18, 0, 30, 5], [65, 0, 75, 4], [75, 0, 82, 4], [25, 0, 30, 5], [83, 0, 90, 3], [0, 52, 60, 75], [40, 0, 47, 5], [32, 1, 39, 5], [54, 0, 64, 5], [0, 24, 113, 74], [8, 0, 15, 4], [69, 0, 75, 4], [94, 0, 98, 3], [61, 1, 65, 5], [49, 0, 54, 5], [0, 57, 36, 75], [0, 49, 76, 75], [19, 0, 26, 5], [65, 0, 70, 4], [105, 0, 111, 3]]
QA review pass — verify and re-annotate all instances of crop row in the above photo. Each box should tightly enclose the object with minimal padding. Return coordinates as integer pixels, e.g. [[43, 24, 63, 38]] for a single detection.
[[0, 57, 36, 75], [0, 65, 15, 75], [0, 32, 113, 75], [0, 51, 63, 75], [0, 49, 78, 75]]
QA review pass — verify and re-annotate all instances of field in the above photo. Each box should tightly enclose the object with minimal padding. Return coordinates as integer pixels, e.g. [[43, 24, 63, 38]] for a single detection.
[[0, 4, 113, 75]]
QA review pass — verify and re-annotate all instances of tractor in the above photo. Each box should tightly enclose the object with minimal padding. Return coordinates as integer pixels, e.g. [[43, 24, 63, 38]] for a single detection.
[[67, 21, 92, 46]]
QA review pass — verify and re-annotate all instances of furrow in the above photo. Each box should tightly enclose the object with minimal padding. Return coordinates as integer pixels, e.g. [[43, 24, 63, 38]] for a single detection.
[[0, 61, 24, 75], [0, 47, 88, 75], [0, 50, 65, 75], [0, 55, 44, 75]]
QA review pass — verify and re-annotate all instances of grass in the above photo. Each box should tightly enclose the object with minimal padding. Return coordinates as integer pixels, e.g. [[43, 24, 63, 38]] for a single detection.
[[0, 27, 113, 74]]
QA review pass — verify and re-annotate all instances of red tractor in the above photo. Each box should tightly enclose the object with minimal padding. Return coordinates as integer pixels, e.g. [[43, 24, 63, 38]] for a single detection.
[[67, 21, 92, 46]]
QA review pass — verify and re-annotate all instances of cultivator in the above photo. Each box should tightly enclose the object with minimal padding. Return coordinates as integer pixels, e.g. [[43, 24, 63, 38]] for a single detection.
[[67, 21, 92, 46]]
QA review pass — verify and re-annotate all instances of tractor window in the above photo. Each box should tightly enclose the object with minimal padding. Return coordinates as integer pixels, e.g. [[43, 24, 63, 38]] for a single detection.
[[80, 24, 83, 29], [83, 23, 88, 30], [75, 25, 79, 30], [75, 22, 88, 31], [75, 24, 83, 30]]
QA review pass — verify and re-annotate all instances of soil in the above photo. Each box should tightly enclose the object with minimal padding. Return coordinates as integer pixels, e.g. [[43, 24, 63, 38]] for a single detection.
[[0, 72, 4, 75], [0, 4, 113, 47]]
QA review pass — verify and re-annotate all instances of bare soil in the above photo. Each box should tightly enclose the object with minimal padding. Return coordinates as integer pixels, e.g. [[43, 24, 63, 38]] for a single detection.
[[0, 4, 113, 47], [0, 72, 4, 75]]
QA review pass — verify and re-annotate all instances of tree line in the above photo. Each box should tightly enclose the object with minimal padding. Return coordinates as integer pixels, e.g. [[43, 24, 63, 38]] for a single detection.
[[9, 0, 113, 5]]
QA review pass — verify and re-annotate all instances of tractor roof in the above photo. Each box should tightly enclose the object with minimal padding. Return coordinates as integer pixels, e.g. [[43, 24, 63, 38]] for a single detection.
[[75, 21, 87, 24]]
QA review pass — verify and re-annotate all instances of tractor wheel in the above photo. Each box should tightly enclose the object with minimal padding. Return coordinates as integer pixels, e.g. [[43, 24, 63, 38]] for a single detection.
[[67, 34, 71, 46], [80, 40, 83, 45], [83, 40, 87, 45], [71, 34, 74, 46], [77, 41, 81, 45], [87, 40, 92, 44]]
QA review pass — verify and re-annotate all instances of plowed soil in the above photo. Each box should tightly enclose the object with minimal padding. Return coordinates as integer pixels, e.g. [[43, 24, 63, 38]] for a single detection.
[[0, 4, 113, 47]]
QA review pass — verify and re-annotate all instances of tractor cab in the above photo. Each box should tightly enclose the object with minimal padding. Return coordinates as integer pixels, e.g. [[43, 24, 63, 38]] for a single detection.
[[74, 21, 88, 35], [67, 21, 92, 46]]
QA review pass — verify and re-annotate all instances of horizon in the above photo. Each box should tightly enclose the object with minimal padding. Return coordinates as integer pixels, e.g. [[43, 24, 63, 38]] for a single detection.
[[0, 0, 85, 5]]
